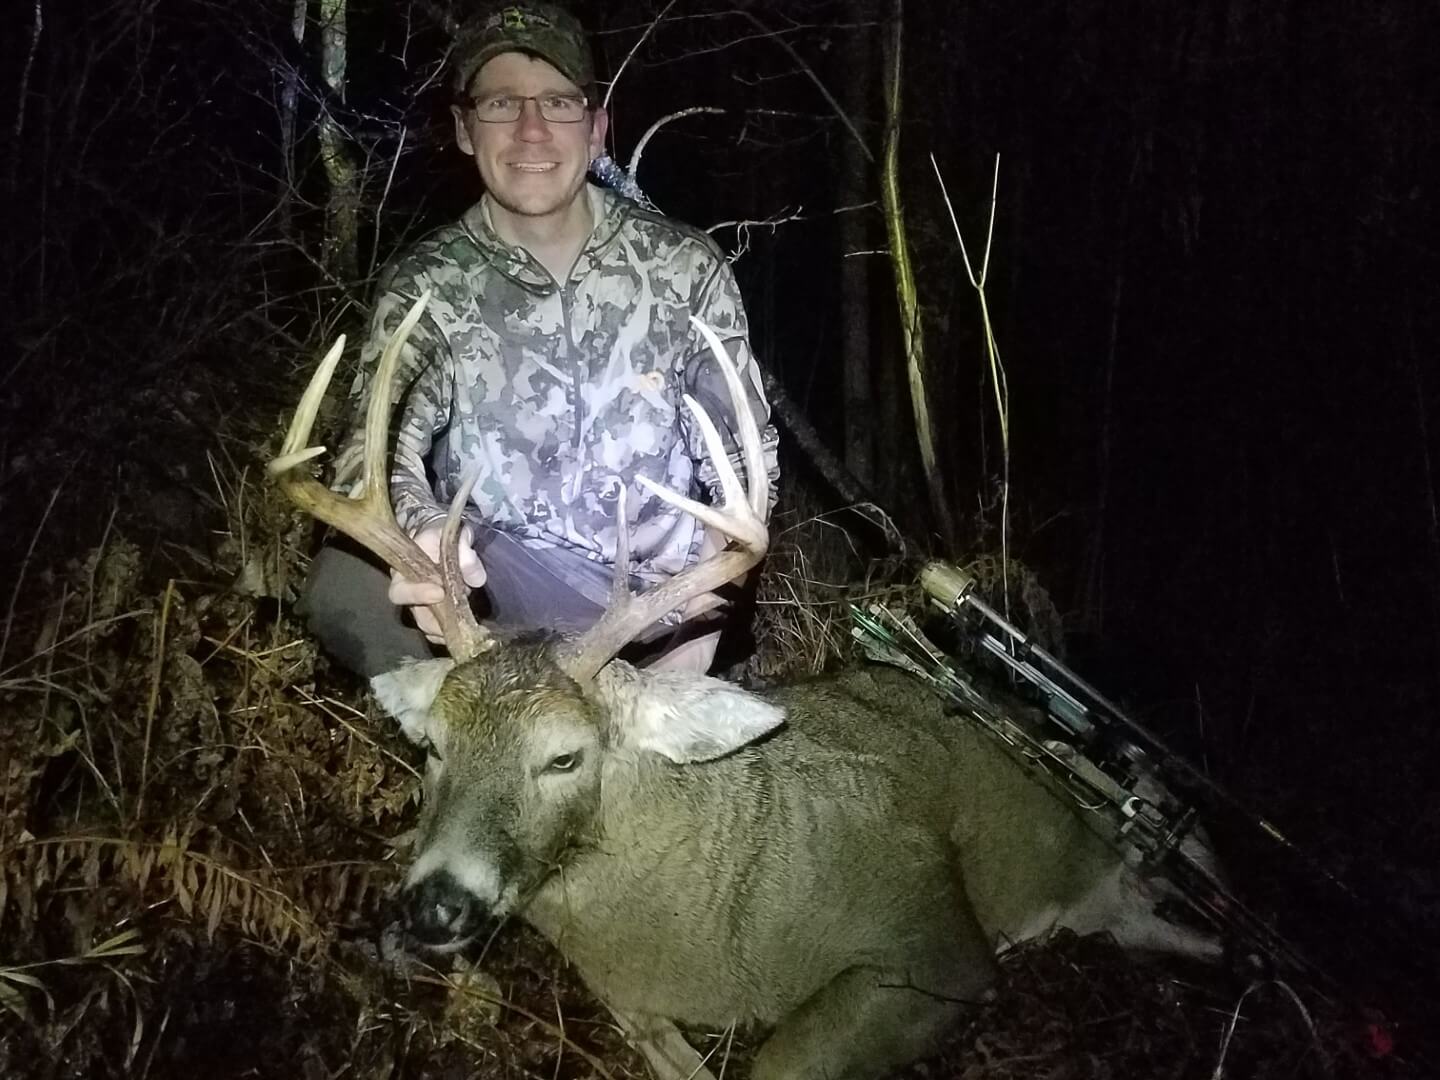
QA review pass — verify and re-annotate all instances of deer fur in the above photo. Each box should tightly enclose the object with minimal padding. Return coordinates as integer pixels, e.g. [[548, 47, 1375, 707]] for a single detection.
[[375, 641, 1218, 1080]]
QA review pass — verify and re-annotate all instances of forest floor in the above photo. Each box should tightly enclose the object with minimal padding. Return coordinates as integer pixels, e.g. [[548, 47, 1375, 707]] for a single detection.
[[0, 327, 1427, 1080]]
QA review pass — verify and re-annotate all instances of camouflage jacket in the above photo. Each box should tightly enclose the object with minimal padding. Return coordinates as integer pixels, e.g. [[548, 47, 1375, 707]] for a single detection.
[[333, 184, 779, 587]]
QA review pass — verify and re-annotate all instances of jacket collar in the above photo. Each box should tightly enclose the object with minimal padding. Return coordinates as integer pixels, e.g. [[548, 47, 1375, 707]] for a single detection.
[[459, 184, 632, 291]]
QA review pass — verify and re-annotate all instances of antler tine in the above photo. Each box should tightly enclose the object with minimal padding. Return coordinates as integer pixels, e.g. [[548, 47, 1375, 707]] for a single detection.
[[440, 463, 483, 613], [267, 291, 493, 662], [270, 334, 347, 475], [560, 320, 769, 683], [687, 317, 769, 522]]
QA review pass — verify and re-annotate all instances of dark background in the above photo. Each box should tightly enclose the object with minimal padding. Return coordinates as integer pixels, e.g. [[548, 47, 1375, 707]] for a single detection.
[[2, 0, 1437, 1028]]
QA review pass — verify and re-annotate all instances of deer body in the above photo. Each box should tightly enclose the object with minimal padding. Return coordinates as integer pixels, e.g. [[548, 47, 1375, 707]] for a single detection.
[[273, 302, 1215, 1079], [525, 667, 992, 1027], [377, 647, 1217, 1080]]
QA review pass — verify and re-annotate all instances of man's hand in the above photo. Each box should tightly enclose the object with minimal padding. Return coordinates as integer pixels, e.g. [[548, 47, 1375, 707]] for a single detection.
[[388, 524, 487, 644]]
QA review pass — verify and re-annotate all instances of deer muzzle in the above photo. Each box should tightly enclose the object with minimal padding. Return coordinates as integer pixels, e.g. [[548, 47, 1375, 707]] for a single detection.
[[403, 869, 491, 950]]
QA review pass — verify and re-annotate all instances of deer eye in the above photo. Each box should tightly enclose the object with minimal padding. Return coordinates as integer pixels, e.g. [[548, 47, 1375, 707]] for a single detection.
[[546, 752, 581, 773]]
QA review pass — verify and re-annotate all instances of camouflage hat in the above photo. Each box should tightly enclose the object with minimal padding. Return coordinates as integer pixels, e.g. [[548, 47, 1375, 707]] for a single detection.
[[452, 3, 597, 97]]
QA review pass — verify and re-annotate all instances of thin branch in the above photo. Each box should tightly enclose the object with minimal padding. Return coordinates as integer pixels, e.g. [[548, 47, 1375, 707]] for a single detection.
[[0, 474, 65, 671], [737, 10, 872, 164], [8, 0, 44, 195], [368, 123, 407, 279], [603, 0, 680, 111], [627, 106, 725, 179], [931, 152, 1010, 601]]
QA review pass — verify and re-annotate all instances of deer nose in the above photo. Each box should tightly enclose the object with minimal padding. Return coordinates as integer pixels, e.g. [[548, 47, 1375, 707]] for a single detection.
[[404, 870, 484, 947]]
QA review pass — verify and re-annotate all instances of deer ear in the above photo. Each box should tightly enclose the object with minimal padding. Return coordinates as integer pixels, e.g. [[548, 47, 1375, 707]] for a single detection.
[[371, 658, 456, 745], [595, 666, 786, 764]]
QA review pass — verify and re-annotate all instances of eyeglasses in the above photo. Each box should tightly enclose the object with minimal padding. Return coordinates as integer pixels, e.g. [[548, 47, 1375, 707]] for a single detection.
[[462, 93, 589, 124]]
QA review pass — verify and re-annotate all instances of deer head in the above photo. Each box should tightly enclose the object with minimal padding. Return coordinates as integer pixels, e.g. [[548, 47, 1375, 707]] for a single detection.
[[269, 293, 775, 945]]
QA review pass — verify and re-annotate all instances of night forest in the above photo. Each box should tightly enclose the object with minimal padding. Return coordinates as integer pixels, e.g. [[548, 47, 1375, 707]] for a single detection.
[[1, 0, 1437, 1076]]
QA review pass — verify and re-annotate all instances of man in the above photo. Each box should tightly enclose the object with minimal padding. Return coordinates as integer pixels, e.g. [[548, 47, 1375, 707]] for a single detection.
[[300, 1, 779, 678]]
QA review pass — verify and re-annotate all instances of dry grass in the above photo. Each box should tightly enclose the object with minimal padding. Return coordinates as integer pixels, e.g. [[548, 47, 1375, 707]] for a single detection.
[[746, 494, 1068, 684], [0, 442, 648, 1078]]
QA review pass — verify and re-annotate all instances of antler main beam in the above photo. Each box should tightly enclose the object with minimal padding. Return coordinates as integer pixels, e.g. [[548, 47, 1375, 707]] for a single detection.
[[267, 291, 493, 662]]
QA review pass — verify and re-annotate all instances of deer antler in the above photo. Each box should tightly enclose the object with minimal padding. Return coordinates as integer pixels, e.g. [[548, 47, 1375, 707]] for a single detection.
[[559, 318, 770, 682], [267, 291, 494, 662]]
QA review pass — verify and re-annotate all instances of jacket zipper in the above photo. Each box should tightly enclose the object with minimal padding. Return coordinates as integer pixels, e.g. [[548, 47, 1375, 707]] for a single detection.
[[558, 281, 582, 450]]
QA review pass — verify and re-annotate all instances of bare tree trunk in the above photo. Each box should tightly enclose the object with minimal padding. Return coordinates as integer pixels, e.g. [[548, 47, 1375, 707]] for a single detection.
[[761, 370, 879, 511], [838, 0, 875, 488], [8, 0, 44, 201], [318, 0, 358, 282], [278, 0, 309, 235], [880, 0, 954, 542]]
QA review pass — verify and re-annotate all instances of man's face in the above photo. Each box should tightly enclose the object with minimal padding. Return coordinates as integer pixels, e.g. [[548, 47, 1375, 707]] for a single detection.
[[452, 52, 608, 221]]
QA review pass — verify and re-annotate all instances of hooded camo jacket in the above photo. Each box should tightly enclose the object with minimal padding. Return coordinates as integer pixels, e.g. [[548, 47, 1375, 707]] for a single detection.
[[332, 184, 779, 586]]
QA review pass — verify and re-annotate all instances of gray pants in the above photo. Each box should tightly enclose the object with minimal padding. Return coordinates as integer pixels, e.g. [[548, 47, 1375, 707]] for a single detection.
[[298, 529, 686, 678]]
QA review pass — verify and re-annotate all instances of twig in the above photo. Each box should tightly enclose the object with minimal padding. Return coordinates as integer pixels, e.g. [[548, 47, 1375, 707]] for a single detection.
[[716, 1018, 737, 1080], [292, 686, 422, 779], [603, 0, 681, 112], [931, 152, 1009, 606], [1210, 979, 1330, 1079], [196, 616, 257, 669], [0, 481, 64, 671], [84, 507, 126, 803], [551, 982, 566, 1080], [368, 123, 407, 280], [0, 610, 149, 682], [736, 10, 872, 163], [8, 0, 44, 196], [134, 1004, 171, 1080], [136, 580, 176, 825], [411, 971, 617, 1079], [3, 677, 122, 812], [709, 202, 877, 256], [82, 506, 119, 672]]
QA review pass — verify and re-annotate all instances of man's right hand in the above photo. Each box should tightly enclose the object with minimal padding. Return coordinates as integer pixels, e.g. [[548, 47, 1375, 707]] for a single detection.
[[388, 524, 487, 644]]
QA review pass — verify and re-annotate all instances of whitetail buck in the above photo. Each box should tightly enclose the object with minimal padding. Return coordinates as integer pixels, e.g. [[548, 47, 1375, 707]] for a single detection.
[[269, 293, 1219, 1080]]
